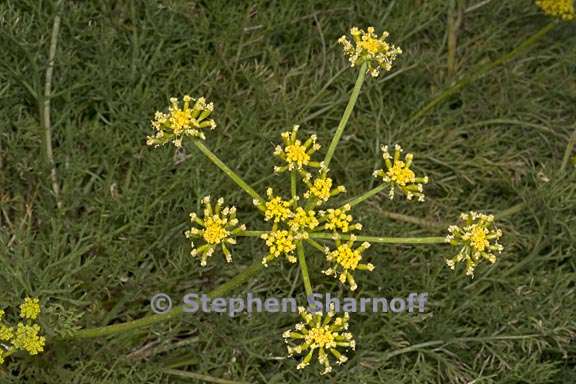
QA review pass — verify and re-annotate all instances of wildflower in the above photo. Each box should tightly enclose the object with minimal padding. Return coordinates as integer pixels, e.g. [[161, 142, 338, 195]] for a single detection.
[[0, 323, 13, 342], [283, 305, 355, 375], [19, 297, 41, 321], [273, 125, 322, 177], [536, 0, 575, 21], [338, 26, 402, 77], [303, 175, 346, 204], [319, 204, 363, 233], [261, 187, 294, 223], [289, 207, 319, 233], [185, 196, 246, 266], [323, 235, 373, 291], [373, 144, 429, 201], [147, 95, 216, 147], [261, 230, 297, 266], [12, 323, 45, 356], [446, 212, 503, 276]]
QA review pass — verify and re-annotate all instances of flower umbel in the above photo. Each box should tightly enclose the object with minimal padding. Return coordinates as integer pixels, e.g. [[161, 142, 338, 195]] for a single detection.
[[12, 323, 45, 355], [274, 125, 322, 178], [446, 212, 504, 276], [319, 204, 362, 233], [536, 0, 575, 21], [147, 95, 216, 147], [261, 230, 297, 266], [283, 306, 355, 375], [373, 144, 429, 201], [303, 175, 346, 204], [19, 297, 41, 321], [185, 196, 246, 266], [323, 235, 373, 291], [289, 207, 320, 234], [338, 26, 402, 77], [0, 297, 46, 365], [261, 188, 294, 223]]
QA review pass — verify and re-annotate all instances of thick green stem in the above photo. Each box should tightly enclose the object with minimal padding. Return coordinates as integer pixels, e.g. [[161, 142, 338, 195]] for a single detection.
[[194, 140, 263, 203], [61, 261, 264, 340], [323, 62, 368, 169], [344, 183, 388, 208], [297, 241, 313, 297], [408, 21, 557, 122], [309, 232, 447, 244]]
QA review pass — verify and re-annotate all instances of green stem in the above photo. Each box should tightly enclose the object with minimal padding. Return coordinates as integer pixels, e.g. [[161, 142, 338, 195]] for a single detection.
[[194, 140, 263, 204], [408, 21, 557, 122], [344, 183, 388, 208], [297, 241, 313, 297], [60, 261, 264, 340], [323, 62, 368, 169], [305, 238, 326, 253], [237, 230, 267, 237], [290, 171, 297, 199], [309, 232, 447, 244]]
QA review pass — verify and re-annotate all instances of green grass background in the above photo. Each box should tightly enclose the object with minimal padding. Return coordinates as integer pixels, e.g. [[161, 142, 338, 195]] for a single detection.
[[1, 0, 575, 383]]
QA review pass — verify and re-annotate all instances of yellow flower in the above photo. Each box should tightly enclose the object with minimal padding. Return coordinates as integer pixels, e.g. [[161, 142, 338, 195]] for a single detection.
[[147, 95, 216, 147], [261, 230, 297, 266], [446, 212, 503, 276], [283, 305, 355, 375], [273, 125, 322, 177], [323, 235, 373, 291], [12, 323, 45, 356], [338, 26, 402, 77], [289, 207, 319, 233], [261, 187, 294, 223], [303, 175, 346, 204], [0, 324, 13, 342], [319, 204, 362, 233], [185, 196, 246, 266], [536, 0, 575, 20], [373, 144, 429, 201], [20, 297, 41, 321]]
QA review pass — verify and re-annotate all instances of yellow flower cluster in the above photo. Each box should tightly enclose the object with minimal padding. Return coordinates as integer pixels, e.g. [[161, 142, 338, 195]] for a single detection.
[[322, 235, 374, 291], [289, 207, 319, 232], [446, 212, 504, 276], [373, 144, 429, 201], [536, 0, 575, 20], [263, 188, 294, 223], [255, 129, 370, 279], [147, 95, 216, 147], [318, 204, 362, 233], [20, 297, 41, 320], [338, 26, 402, 77], [0, 298, 46, 365], [283, 305, 355, 375], [185, 196, 246, 266], [273, 125, 322, 180], [261, 230, 297, 266], [303, 175, 346, 204]]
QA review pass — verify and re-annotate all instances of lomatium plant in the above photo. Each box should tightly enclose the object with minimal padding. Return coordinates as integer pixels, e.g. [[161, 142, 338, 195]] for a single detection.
[[143, 26, 505, 374], [1, 26, 513, 372]]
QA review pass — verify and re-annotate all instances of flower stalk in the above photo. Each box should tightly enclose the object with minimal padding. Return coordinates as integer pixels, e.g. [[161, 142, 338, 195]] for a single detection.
[[309, 232, 447, 244], [193, 140, 264, 204], [323, 62, 368, 169]]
